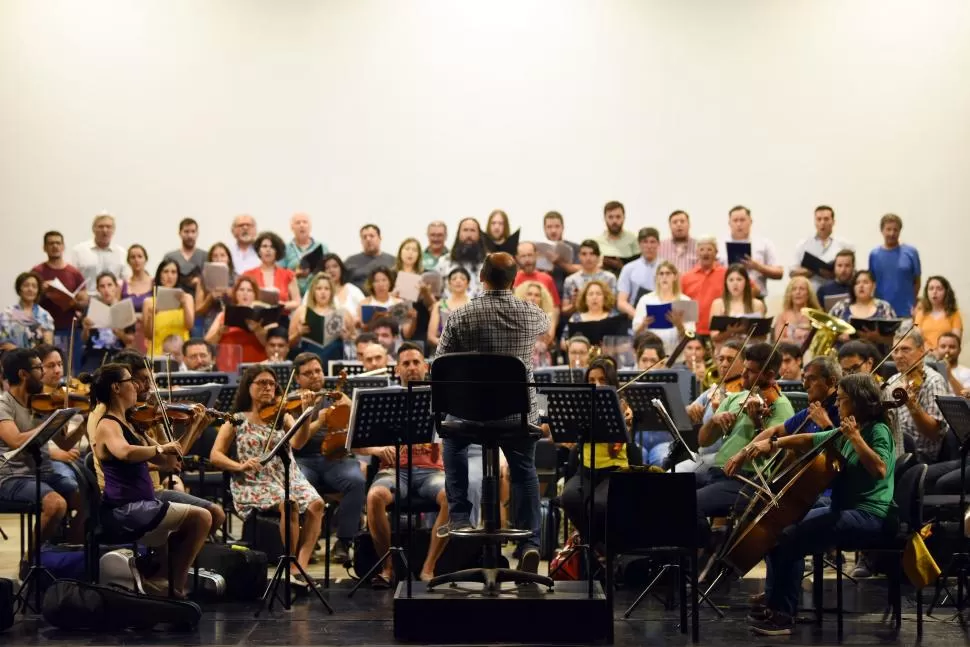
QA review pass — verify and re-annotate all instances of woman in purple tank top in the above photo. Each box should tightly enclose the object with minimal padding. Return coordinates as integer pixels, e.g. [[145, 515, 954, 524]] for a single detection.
[[85, 363, 211, 598]]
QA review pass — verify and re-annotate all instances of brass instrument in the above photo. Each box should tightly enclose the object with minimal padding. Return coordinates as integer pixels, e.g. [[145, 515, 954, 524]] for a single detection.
[[702, 337, 718, 389], [800, 307, 855, 360]]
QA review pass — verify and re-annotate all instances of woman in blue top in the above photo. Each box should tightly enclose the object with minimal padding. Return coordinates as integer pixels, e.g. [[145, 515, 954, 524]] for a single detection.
[[733, 373, 896, 635]]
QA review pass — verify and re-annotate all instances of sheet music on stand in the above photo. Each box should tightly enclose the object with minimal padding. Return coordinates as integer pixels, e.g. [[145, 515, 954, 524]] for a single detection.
[[621, 382, 694, 447], [0, 408, 80, 465], [259, 407, 317, 466], [540, 385, 628, 444], [651, 398, 698, 463], [346, 386, 436, 450], [937, 396, 970, 444]]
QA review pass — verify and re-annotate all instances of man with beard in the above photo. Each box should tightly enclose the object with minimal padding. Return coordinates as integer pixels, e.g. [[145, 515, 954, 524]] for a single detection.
[[659, 210, 699, 276], [229, 214, 260, 272], [163, 218, 208, 293], [434, 217, 486, 298], [513, 242, 560, 306], [0, 349, 84, 547], [344, 224, 396, 291], [595, 201, 639, 273]]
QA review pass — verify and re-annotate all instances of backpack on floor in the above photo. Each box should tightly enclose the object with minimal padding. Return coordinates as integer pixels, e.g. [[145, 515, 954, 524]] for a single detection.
[[41, 579, 201, 631]]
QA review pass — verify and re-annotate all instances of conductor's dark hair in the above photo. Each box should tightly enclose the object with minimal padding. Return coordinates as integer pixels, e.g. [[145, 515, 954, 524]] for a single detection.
[[742, 342, 782, 375], [481, 252, 518, 290]]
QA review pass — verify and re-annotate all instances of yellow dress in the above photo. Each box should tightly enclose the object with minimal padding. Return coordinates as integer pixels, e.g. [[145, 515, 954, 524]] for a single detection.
[[151, 308, 189, 356]]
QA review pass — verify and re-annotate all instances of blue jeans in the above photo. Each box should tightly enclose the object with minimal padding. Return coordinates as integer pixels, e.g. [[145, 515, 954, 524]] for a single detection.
[[636, 430, 672, 466], [766, 506, 890, 616], [297, 455, 366, 542], [443, 433, 539, 552], [0, 469, 78, 503]]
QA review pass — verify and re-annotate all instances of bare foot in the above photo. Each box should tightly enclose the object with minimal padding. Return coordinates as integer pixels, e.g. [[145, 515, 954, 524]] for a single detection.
[[419, 570, 434, 582]]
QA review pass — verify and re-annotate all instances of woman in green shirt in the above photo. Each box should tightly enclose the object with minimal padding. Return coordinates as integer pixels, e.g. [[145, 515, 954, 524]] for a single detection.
[[733, 373, 897, 636]]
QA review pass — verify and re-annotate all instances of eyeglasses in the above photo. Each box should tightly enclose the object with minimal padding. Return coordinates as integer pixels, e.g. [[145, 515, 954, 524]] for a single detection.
[[28, 364, 43, 373], [117, 377, 134, 384], [841, 363, 864, 374], [253, 379, 278, 388]]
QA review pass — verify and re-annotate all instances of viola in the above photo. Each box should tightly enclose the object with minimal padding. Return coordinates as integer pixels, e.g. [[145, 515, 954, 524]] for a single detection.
[[129, 402, 238, 427], [30, 388, 91, 414], [319, 371, 351, 459]]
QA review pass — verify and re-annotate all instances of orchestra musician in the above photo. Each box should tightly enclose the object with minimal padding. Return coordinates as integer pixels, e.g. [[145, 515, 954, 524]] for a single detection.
[[359, 342, 450, 588], [886, 328, 948, 465], [290, 352, 366, 563], [435, 252, 550, 575], [209, 365, 324, 584], [731, 374, 896, 636], [86, 363, 211, 598], [694, 342, 794, 544], [558, 358, 633, 552], [87, 350, 226, 535]]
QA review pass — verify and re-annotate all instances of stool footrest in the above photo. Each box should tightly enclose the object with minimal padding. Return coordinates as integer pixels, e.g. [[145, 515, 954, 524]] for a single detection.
[[449, 527, 532, 540]]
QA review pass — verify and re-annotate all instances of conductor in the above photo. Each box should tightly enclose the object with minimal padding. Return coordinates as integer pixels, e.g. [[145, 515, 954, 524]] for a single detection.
[[434, 251, 550, 573]]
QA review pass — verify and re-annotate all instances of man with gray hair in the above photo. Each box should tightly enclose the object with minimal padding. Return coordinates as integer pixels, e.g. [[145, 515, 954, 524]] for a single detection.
[[423, 221, 449, 270], [887, 327, 948, 464], [229, 214, 259, 272], [680, 235, 726, 336], [71, 212, 131, 294]]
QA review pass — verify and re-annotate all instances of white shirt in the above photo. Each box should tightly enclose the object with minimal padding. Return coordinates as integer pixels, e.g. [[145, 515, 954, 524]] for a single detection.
[[952, 365, 970, 389], [718, 236, 778, 296], [790, 235, 853, 292], [230, 242, 260, 273], [632, 292, 695, 356], [70, 240, 131, 294]]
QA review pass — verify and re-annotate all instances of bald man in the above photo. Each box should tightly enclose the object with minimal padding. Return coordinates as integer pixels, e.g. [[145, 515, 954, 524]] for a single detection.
[[283, 213, 329, 295], [361, 343, 389, 372], [435, 252, 551, 574]]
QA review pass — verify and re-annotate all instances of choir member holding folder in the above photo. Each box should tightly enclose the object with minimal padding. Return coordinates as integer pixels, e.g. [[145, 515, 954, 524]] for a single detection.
[[357, 267, 401, 329], [142, 260, 195, 357], [242, 232, 301, 312], [632, 261, 694, 356], [204, 276, 274, 363], [81, 272, 136, 370], [828, 269, 897, 346], [195, 243, 236, 333], [708, 264, 767, 343], [287, 273, 354, 353]]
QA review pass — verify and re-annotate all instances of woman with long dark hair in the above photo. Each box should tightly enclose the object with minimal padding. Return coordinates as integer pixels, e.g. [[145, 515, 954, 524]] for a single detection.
[[914, 275, 962, 349], [142, 259, 195, 356], [209, 366, 323, 582], [733, 373, 896, 635], [86, 363, 211, 598]]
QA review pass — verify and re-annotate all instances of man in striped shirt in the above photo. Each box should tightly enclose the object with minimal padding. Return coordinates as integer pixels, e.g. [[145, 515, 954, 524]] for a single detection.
[[658, 210, 698, 275]]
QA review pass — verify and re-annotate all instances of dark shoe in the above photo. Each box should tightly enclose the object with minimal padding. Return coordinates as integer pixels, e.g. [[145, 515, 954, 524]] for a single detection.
[[748, 591, 766, 607], [851, 556, 872, 578], [517, 547, 541, 574], [747, 606, 770, 624], [435, 520, 473, 539], [331, 539, 350, 563], [750, 610, 794, 636], [370, 572, 393, 590]]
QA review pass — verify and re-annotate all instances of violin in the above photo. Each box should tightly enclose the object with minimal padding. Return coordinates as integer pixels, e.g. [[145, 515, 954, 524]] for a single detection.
[[129, 402, 238, 427], [319, 371, 350, 458], [256, 388, 345, 424], [30, 386, 91, 414]]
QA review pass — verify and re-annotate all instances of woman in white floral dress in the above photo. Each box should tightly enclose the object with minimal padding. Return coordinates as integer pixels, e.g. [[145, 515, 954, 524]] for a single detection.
[[210, 366, 324, 582]]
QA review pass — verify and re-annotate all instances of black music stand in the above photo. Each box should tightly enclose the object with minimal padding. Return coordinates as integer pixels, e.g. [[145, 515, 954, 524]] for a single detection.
[[928, 396, 970, 615], [345, 386, 435, 598], [4, 408, 80, 613], [541, 384, 625, 597], [254, 406, 334, 617]]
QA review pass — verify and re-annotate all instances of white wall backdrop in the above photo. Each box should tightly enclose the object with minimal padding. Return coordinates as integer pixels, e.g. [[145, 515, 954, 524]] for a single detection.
[[2, 0, 969, 322]]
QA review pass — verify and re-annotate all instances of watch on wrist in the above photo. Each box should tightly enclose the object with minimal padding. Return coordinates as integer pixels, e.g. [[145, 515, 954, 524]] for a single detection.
[[155, 445, 162, 456]]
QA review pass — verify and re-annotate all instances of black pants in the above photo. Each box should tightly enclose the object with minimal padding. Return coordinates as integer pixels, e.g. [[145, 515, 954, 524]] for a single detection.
[[695, 468, 744, 546], [926, 459, 970, 494], [560, 467, 616, 547]]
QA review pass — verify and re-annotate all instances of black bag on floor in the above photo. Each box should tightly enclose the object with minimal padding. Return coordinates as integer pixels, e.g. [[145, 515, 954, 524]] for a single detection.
[[539, 499, 561, 561], [242, 512, 285, 563], [41, 579, 201, 631], [352, 530, 510, 583], [195, 543, 268, 600], [1, 578, 13, 632]]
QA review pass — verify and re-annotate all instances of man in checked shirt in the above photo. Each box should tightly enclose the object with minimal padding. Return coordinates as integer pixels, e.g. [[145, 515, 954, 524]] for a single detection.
[[433, 252, 550, 574]]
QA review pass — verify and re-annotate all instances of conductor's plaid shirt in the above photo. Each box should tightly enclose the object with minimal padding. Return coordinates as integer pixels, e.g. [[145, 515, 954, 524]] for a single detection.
[[435, 289, 550, 424]]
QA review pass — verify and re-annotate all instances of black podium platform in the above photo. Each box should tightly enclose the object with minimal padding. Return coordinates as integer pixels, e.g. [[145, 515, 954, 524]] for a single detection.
[[394, 580, 610, 643]]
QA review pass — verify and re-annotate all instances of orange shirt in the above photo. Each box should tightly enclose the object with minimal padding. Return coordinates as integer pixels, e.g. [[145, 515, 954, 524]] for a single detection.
[[243, 266, 296, 298], [914, 308, 963, 349], [681, 263, 727, 335]]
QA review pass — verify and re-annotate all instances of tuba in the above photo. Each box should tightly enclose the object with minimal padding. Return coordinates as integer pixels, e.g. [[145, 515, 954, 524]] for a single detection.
[[701, 336, 719, 389], [800, 307, 855, 359]]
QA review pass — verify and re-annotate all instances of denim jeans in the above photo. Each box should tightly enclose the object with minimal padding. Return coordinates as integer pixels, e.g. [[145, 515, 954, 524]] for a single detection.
[[766, 506, 889, 616], [636, 430, 672, 466], [296, 455, 366, 542], [443, 433, 539, 551]]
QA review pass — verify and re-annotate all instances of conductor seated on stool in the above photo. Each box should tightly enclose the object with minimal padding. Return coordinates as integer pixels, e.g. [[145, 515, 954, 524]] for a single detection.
[[694, 342, 794, 545], [358, 342, 449, 588], [728, 373, 897, 636], [290, 352, 366, 564], [433, 251, 551, 574]]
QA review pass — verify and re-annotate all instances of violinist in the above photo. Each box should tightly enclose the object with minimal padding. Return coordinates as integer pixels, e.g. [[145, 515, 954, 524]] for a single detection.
[[290, 352, 365, 564], [777, 342, 803, 382], [694, 342, 794, 544], [724, 356, 842, 478], [0, 349, 83, 550], [87, 350, 226, 535], [732, 374, 896, 636], [837, 340, 879, 377], [677, 339, 743, 473], [632, 337, 672, 466], [886, 327, 948, 464], [209, 366, 324, 584], [35, 344, 87, 496], [559, 358, 634, 553]]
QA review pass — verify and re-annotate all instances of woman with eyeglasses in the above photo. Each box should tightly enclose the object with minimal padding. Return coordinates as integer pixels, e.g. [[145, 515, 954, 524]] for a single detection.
[[632, 261, 693, 356], [209, 366, 324, 583], [85, 363, 211, 598]]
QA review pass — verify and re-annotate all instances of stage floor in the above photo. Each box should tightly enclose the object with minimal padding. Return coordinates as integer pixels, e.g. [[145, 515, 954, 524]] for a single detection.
[[1, 514, 964, 645]]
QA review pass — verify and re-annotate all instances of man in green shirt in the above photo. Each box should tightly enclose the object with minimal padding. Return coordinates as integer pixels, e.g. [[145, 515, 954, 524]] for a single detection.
[[732, 373, 896, 635], [694, 342, 794, 544]]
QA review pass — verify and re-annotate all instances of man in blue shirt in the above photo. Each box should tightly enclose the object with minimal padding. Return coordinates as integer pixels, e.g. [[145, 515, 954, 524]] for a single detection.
[[868, 214, 921, 316]]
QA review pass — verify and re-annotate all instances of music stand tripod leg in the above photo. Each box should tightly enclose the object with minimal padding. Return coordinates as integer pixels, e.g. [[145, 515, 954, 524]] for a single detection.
[[14, 447, 55, 615]]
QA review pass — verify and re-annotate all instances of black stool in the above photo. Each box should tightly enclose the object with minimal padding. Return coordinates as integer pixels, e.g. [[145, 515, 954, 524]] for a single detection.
[[425, 352, 554, 593]]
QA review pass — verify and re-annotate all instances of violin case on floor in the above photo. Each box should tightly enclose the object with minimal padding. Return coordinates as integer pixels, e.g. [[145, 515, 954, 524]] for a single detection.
[[41, 579, 201, 631]]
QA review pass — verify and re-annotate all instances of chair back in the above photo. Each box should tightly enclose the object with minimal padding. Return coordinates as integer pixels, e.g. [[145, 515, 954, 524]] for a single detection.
[[430, 352, 530, 423], [895, 462, 927, 534], [786, 392, 809, 413], [894, 453, 917, 481], [607, 471, 697, 553]]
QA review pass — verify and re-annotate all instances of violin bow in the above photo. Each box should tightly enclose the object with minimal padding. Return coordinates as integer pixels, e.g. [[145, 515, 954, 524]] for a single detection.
[[711, 323, 759, 400], [616, 356, 667, 393], [65, 317, 76, 402], [142, 358, 176, 444], [872, 323, 916, 376], [262, 368, 297, 454], [737, 323, 788, 412]]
